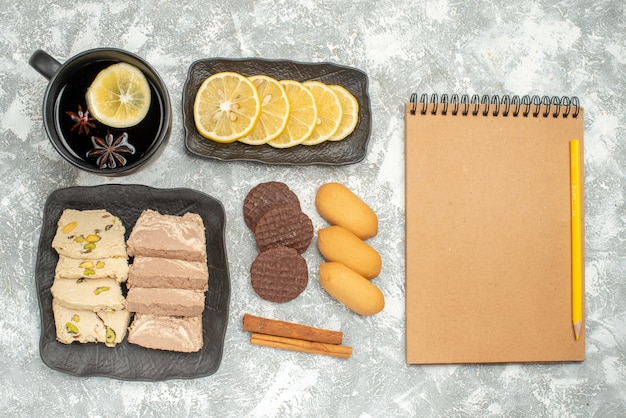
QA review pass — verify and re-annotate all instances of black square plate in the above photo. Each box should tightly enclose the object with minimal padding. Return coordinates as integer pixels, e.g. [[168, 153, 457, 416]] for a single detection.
[[35, 184, 230, 380]]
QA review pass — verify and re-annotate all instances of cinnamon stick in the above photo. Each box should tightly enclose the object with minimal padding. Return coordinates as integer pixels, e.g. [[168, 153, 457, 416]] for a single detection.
[[250, 333, 352, 359], [243, 313, 343, 345]]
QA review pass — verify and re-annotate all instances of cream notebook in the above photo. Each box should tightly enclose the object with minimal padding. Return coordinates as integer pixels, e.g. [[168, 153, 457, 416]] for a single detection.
[[405, 94, 585, 364]]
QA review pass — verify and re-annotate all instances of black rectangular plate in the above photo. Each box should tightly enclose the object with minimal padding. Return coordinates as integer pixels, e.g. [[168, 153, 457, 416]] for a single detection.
[[182, 58, 371, 165]]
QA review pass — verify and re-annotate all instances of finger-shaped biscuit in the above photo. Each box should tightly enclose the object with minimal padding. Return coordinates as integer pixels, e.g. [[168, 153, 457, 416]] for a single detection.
[[315, 182, 377, 239], [317, 225, 381, 279]]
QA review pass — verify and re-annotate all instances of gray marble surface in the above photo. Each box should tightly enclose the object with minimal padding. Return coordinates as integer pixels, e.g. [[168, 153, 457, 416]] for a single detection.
[[1, 0, 625, 416]]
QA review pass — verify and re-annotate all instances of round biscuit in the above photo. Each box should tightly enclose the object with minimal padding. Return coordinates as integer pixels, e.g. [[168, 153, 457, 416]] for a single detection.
[[243, 181, 301, 231], [250, 246, 308, 303]]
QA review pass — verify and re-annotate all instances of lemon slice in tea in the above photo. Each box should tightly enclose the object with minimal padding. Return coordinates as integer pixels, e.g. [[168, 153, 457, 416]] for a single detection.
[[267, 80, 317, 149], [86, 62, 151, 129], [238, 75, 290, 145], [193, 72, 262, 143]]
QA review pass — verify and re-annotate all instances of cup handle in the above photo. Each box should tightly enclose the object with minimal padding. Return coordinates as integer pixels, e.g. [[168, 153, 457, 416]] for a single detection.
[[29, 49, 62, 80]]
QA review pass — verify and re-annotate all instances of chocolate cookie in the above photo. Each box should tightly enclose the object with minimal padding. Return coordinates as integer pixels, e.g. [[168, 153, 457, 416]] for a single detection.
[[250, 246, 308, 303], [254, 204, 313, 254], [243, 181, 301, 232]]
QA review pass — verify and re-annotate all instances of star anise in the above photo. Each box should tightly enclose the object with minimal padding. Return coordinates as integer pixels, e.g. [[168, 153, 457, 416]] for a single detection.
[[65, 104, 96, 135], [86, 132, 136, 169]]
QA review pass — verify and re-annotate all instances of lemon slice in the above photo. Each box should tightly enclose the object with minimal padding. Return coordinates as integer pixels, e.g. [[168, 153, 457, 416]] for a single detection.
[[193, 72, 261, 143], [238, 75, 290, 145], [328, 85, 359, 141], [267, 80, 317, 148], [301, 81, 342, 146], [86, 62, 151, 129]]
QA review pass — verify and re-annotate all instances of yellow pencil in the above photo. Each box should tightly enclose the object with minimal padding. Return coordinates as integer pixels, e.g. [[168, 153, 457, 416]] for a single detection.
[[570, 140, 583, 340]]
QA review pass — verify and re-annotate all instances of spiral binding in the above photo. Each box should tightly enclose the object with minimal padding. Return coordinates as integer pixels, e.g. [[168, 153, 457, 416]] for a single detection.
[[409, 93, 580, 118]]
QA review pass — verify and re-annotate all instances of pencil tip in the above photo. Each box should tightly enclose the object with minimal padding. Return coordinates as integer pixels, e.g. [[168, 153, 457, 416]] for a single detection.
[[573, 321, 582, 340]]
